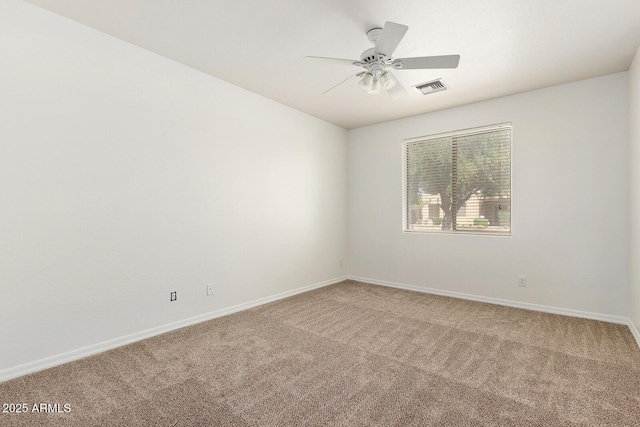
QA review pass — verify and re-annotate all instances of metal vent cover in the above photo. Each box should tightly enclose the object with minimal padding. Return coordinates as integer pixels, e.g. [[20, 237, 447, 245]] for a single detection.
[[413, 79, 447, 95]]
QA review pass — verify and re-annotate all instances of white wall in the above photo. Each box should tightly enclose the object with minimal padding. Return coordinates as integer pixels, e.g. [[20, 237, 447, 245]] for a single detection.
[[1, 0, 636, 380], [629, 47, 640, 340], [348, 73, 629, 318], [0, 1, 348, 375]]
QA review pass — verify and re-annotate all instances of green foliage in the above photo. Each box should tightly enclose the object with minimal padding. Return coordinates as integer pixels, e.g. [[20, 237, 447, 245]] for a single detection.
[[406, 138, 451, 207], [406, 130, 510, 230], [432, 217, 442, 226], [473, 218, 489, 227], [497, 210, 511, 226], [408, 197, 428, 225]]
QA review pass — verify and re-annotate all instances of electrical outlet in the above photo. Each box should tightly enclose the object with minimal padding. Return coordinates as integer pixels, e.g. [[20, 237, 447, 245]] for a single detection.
[[206, 284, 214, 296], [170, 291, 177, 301], [339, 259, 343, 267], [518, 276, 527, 287]]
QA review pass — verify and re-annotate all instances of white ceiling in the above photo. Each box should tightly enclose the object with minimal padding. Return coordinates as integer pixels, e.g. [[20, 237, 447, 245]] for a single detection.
[[25, 0, 640, 129]]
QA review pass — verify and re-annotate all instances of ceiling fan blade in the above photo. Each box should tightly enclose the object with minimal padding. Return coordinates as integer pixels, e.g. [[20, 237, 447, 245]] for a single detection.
[[374, 21, 408, 58], [323, 72, 365, 94], [387, 80, 408, 100], [302, 56, 359, 66], [394, 55, 460, 70]]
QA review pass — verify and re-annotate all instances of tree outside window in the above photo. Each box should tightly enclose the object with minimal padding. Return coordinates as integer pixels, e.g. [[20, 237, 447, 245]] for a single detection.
[[404, 124, 511, 235]]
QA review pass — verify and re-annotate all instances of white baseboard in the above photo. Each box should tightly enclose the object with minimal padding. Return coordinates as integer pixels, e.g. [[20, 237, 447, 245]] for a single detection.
[[630, 318, 640, 349], [0, 276, 347, 384], [347, 275, 629, 325], [3, 275, 635, 383]]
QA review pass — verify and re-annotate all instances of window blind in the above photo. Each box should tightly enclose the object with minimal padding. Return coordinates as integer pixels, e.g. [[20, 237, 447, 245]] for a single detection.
[[404, 124, 512, 235]]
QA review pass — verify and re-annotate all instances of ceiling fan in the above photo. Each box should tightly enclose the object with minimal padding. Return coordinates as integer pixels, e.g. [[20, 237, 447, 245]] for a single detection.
[[302, 21, 460, 99]]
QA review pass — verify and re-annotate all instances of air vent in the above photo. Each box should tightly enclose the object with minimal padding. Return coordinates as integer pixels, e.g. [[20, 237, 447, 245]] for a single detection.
[[413, 79, 447, 95]]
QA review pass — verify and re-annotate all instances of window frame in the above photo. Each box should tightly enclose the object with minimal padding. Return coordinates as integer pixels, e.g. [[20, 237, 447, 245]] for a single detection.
[[402, 123, 512, 236]]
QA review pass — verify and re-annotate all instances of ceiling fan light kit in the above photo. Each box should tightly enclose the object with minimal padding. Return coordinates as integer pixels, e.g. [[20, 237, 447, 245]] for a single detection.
[[380, 72, 397, 90], [303, 21, 460, 98], [369, 78, 381, 94], [359, 72, 374, 90], [358, 71, 395, 93]]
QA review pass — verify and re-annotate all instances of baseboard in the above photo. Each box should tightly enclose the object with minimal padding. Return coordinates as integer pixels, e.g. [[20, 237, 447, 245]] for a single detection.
[[347, 275, 629, 325], [630, 318, 640, 349], [0, 276, 348, 384]]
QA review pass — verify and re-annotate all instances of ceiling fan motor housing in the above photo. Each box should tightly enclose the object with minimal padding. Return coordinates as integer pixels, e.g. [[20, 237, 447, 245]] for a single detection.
[[360, 47, 378, 64], [366, 27, 383, 44]]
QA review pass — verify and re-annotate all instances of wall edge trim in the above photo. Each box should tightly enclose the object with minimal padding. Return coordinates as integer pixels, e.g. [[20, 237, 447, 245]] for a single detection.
[[346, 275, 629, 325], [0, 276, 348, 383], [629, 317, 640, 349]]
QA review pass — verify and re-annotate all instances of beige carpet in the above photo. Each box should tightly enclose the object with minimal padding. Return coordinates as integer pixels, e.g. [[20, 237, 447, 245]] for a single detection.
[[1, 280, 639, 426]]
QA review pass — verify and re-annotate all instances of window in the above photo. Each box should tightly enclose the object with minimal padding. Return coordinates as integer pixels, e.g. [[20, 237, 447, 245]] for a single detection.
[[403, 123, 511, 235]]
